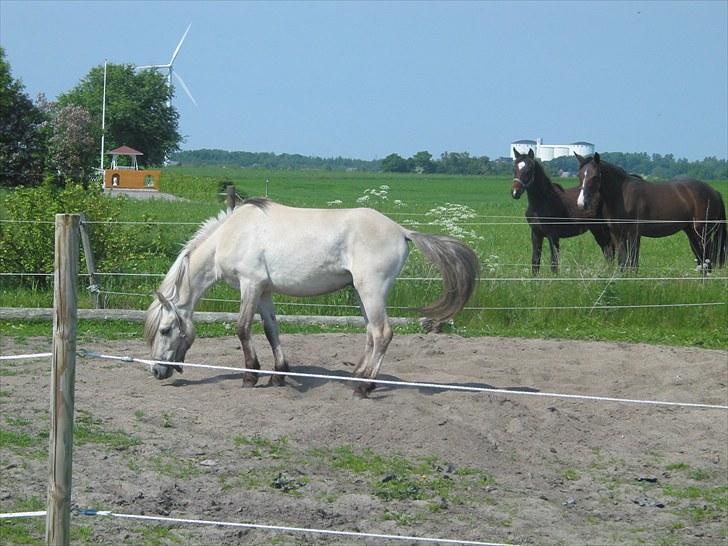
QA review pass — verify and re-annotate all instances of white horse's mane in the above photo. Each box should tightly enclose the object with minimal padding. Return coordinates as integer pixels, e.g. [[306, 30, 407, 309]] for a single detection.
[[163, 209, 232, 294], [144, 209, 232, 344]]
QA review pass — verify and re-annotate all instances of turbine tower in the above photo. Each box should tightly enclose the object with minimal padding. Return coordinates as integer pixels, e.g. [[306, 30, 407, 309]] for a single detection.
[[137, 23, 197, 108]]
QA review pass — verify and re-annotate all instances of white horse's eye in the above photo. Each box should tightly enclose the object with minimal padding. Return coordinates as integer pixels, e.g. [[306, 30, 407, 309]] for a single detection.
[[160, 327, 172, 336]]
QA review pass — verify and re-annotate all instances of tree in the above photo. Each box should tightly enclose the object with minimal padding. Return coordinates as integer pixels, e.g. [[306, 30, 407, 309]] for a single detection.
[[381, 153, 411, 173], [0, 47, 48, 187], [58, 63, 181, 167], [48, 105, 96, 181], [412, 151, 435, 173]]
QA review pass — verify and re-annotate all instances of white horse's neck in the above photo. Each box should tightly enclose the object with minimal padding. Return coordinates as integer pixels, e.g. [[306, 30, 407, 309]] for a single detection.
[[172, 232, 220, 316]]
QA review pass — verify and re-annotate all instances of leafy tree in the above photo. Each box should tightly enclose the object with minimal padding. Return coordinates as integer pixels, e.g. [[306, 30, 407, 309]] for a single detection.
[[170, 149, 381, 171], [48, 104, 96, 181], [437, 151, 491, 175], [381, 153, 411, 173], [412, 150, 435, 173], [58, 63, 181, 168], [0, 47, 48, 187]]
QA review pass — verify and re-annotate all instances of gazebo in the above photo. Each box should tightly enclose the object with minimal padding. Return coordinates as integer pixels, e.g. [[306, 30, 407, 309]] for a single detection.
[[103, 145, 160, 192]]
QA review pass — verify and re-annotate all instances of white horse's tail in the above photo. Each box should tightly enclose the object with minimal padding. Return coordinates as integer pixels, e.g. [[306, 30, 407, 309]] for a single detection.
[[406, 231, 480, 322]]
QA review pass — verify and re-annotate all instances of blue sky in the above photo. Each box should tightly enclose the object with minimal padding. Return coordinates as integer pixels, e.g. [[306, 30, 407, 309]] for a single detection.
[[1, 1, 726, 161]]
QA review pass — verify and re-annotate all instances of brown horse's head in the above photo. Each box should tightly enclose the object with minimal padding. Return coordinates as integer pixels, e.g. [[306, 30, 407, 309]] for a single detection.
[[512, 148, 536, 199], [575, 152, 601, 210]]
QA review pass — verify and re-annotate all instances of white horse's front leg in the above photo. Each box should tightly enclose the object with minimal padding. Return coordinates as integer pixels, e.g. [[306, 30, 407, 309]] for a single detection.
[[237, 282, 262, 387], [258, 292, 288, 386]]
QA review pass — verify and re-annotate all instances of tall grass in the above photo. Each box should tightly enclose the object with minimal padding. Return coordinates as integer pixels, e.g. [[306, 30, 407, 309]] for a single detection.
[[1, 169, 726, 347]]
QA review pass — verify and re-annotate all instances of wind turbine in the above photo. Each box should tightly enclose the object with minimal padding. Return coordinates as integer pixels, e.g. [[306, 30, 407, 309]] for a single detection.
[[137, 23, 197, 108]]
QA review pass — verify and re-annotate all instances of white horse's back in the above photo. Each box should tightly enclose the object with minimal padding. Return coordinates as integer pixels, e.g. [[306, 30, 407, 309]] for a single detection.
[[214, 201, 409, 297]]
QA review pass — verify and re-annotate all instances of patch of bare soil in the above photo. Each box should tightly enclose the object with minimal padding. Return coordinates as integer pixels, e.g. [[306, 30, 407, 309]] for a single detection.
[[1, 334, 726, 545]]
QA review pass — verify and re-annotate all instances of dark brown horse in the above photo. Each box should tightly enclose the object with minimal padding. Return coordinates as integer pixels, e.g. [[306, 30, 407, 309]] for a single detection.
[[575, 152, 727, 271], [512, 148, 614, 274]]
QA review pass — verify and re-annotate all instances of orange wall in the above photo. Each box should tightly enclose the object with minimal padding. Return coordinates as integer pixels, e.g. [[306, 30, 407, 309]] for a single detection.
[[104, 169, 160, 190]]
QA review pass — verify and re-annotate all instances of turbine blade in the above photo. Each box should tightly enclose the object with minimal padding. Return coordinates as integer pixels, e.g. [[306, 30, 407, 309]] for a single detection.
[[169, 23, 192, 65], [173, 71, 197, 107]]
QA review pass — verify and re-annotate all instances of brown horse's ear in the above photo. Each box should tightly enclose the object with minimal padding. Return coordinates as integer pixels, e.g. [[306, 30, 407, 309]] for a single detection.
[[574, 152, 584, 163], [594, 152, 600, 163], [513, 147, 521, 158], [155, 290, 173, 311], [527, 148, 535, 159]]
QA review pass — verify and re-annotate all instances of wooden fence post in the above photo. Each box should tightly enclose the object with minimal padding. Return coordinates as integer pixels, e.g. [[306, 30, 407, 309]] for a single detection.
[[225, 184, 237, 212], [78, 214, 101, 309], [46, 213, 79, 546]]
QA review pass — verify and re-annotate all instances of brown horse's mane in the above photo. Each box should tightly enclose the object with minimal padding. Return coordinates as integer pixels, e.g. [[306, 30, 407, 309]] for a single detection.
[[598, 159, 629, 181], [531, 158, 569, 194]]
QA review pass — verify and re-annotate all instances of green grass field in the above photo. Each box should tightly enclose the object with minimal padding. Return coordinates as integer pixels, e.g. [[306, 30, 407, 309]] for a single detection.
[[1, 168, 727, 348]]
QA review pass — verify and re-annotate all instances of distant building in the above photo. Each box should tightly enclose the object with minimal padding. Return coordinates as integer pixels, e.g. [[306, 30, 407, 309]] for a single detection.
[[103, 145, 160, 192], [510, 138, 595, 161]]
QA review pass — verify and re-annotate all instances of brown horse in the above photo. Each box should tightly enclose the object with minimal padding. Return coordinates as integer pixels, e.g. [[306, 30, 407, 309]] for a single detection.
[[575, 152, 727, 271], [512, 148, 614, 274]]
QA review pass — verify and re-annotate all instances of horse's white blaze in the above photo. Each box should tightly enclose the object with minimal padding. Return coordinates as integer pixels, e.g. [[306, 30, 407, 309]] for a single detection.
[[517, 161, 526, 171], [577, 188, 585, 208], [581, 167, 588, 187]]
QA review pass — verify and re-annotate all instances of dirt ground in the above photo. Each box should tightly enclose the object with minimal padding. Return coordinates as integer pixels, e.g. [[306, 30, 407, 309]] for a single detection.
[[1, 333, 726, 545]]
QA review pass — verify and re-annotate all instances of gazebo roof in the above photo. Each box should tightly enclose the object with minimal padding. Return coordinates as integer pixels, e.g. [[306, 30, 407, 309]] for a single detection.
[[108, 145, 144, 156]]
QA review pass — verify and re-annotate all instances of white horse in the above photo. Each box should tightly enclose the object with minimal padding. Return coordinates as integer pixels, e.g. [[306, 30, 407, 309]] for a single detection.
[[145, 198, 479, 397]]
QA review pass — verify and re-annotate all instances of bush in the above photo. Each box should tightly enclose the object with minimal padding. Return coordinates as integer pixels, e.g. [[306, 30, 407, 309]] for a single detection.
[[0, 182, 124, 286]]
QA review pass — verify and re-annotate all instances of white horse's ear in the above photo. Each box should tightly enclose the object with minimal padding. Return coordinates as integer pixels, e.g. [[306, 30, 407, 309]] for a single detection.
[[156, 290, 173, 311]]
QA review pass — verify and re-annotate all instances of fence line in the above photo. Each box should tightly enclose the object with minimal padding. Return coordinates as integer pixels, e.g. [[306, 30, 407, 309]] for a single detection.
[[97, 290, 725, 311], [3, 348, 726, 411], [0, 352, 52, 361], [0, 509, 514, 546], [78, 350, 728, 411], [4, 260, 723, 273], [4, 271, 726, 283], [3, 216, 727, 226]]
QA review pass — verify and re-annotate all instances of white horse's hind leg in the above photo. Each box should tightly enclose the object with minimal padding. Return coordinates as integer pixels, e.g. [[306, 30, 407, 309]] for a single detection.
[[352, 329, 373, 377], [237, 282, 262, 387], [353, 286, 393, 397], [258, 292, 289, 386], [352, 296, 371, 377]]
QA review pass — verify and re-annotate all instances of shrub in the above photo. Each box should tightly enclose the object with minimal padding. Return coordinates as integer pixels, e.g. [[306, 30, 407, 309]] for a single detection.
[[0, 181, 124, 286]]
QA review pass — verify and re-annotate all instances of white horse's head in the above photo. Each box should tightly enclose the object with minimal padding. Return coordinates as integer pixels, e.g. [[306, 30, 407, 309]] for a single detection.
[[144, 290, 196, 379]]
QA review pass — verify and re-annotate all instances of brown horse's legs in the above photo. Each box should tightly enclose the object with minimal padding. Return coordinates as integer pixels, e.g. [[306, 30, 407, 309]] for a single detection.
[[616, 239, 629, 270], [602, 243, 616, 263], [616, 230, 640, 271], [547, 237, 560, 273], [237, 283, 262, 387], [685, 227, 706, 270], [591, 227, 615, 263], [531, 230, 544, 275], [625, 235, 640, 270], [258, 293, 289, 386]]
